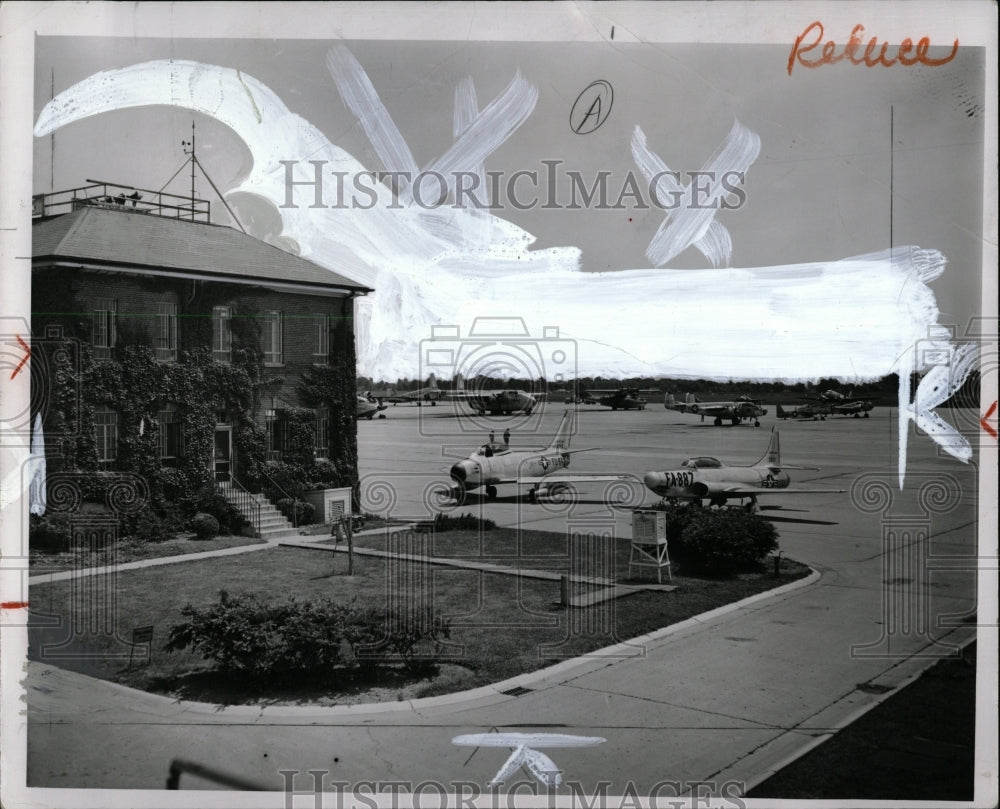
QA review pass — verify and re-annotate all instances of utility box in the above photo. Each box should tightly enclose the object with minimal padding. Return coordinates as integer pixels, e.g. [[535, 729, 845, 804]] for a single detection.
[[629, 509, 671, 583], [302, 487, 353, 524]]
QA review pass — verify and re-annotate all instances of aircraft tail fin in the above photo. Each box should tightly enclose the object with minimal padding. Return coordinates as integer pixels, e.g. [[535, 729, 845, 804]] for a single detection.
[[664, 393, 675, 406], [756, 428, 781, 467], [454, 373, 464, 391], [427, 373, 437, 389], [686, 393, 698, 404], [548, 410, 574, 451], [776, 404, 786, 418]]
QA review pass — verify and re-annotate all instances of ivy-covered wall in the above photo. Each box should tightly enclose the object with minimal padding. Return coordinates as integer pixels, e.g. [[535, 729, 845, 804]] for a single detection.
[[32, 267, 362, 529]]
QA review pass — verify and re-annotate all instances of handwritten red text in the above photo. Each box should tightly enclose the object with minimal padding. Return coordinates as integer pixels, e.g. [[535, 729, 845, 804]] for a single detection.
[[788, 22, 959, 75]]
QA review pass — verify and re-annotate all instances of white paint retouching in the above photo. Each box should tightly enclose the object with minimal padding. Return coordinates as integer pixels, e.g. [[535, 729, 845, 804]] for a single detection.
[[32, 55, 977, 480]]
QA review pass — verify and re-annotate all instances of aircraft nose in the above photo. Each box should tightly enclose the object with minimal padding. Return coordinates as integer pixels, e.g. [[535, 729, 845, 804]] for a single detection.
[[643, 471, 666, 492], [450, 463, 467, 484]]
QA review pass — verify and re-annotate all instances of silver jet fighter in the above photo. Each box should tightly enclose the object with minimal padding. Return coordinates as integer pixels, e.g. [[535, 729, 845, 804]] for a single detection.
[[449, 410, 629, 501], [642, 429, 843, 512]]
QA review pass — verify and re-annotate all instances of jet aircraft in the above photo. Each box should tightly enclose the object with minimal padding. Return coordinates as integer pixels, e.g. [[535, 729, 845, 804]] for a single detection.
[[449, 410, 628, 501], [356, 393, 388, 420], [586, 386, 659, 410], [642, 429, 844, 512], [664, 392, 767, 426]]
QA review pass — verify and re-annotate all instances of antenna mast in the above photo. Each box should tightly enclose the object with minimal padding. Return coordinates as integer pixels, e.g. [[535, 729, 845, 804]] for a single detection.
[[181, 122, 197, 221]]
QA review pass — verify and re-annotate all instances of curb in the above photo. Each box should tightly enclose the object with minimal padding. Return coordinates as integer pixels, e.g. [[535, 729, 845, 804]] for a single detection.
[[738, 630, 978, 795], [36, 565, 821, 719]]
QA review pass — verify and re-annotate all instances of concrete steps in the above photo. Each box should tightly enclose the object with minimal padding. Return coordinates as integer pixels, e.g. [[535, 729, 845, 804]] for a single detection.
[[217, 482, 300, 541]]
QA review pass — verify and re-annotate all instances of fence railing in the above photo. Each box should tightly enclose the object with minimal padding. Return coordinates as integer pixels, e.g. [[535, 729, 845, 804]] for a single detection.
[[221, 475, 262, 538]]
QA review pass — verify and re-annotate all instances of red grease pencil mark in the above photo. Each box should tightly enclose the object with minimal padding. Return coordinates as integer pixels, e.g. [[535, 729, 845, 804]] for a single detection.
[[10, 334, 30, 379], [1, 602, 30, 610], [788, 22, 959, 75], [981, 401, 998, 440]]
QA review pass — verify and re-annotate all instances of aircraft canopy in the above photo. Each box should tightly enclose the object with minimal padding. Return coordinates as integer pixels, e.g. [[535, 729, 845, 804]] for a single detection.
[[682, 457, 723, 469], [476, 443, 511, 457]]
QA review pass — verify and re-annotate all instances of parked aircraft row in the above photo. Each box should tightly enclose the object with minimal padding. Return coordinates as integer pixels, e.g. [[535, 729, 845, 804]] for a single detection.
[[447, 410, 844, 512], [360, 378, 875, 424], [364, 374, 542, 415]]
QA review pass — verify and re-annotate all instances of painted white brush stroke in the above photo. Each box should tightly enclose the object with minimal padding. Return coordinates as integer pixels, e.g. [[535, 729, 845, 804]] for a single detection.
[[33, 56, 976, 479], [632, 120, 760, 268], [28, 413, 46, 517], [452, 732, 606, 788]]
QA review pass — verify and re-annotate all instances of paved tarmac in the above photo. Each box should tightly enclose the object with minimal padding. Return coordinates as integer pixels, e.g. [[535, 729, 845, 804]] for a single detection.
[[20, 403, 983, 799]]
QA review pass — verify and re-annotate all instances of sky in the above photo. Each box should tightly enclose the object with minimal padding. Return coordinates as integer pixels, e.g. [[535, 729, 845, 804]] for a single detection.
[[32, 35, 986, 334]]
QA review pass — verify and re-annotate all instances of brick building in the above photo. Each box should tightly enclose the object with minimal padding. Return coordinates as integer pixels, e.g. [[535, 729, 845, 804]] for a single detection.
[[30, 184, 371, 537]]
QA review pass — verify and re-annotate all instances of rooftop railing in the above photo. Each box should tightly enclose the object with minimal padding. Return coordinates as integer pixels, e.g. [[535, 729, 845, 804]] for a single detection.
[[32, 180, 211, 222]]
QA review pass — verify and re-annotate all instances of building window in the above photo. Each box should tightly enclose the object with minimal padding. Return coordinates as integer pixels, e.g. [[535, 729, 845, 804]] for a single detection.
[[314, 405, 329, 459], [212, 306, 232, 362], [262, 310, 283, 365], [155, 302, 178, 362], [265, 408, 283, 460], [94, 409, 118, 468], [313, 314, 330, 362], [92, 298, 117, 360], [158, 406, 184, 465]]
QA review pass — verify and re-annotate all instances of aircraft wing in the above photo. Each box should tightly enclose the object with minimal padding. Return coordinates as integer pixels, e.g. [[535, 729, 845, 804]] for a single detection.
[[719, 486, 846, 495], [515, 474, 635, 485]]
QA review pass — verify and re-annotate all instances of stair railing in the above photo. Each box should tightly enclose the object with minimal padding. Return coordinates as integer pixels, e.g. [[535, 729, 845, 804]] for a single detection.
[[221, 475, 262, 538], [259, 470, 302, 528]]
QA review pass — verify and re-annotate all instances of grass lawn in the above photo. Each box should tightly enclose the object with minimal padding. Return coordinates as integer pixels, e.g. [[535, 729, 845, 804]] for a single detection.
[[747, 643, 977, 800], [28, 527, 809, 706], [29, 533, 266, 574]]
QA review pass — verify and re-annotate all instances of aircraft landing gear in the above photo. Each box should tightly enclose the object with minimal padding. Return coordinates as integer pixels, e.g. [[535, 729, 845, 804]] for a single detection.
[[485, 485, 498, 499], [744, 497, 759, 514], [864, 412, 870, 418], [714, 417, 723, 426], [731, 417, 740, 426], [754, 419, 761, 427]]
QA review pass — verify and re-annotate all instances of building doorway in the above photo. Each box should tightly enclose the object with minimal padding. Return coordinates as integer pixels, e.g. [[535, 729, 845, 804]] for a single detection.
[[213, 424, 233, 482]]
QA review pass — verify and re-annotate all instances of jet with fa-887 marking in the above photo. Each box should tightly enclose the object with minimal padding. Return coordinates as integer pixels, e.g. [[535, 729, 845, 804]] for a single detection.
[[642, 429, 844, 513], [449, 410, 629, 501]]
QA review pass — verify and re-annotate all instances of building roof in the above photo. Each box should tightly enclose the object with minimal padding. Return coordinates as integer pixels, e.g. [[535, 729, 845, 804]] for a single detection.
[[32, 205, 371, 295]]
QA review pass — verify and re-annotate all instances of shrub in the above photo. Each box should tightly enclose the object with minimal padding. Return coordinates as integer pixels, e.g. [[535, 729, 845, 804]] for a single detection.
[[673, 508, 779, 577], [29, 513, 74, 552], [276, 498, 316, 525], [190, 512, 220, 540], [123, 507, 169, 543], [430, 512, 496, 532], [195, 487, 249, 536], [164, 591, 451, 680]]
